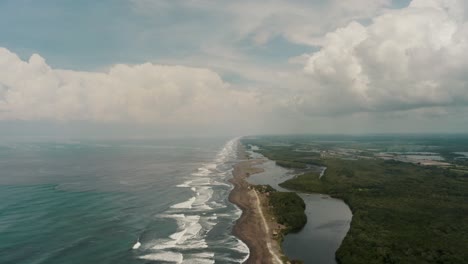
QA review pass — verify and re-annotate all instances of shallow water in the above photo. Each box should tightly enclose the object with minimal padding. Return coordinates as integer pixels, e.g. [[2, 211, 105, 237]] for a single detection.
[[244, 157, 292, 192], [0, 138, 248, 264]]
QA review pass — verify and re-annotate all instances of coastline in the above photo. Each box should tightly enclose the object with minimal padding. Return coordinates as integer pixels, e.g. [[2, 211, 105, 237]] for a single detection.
[[228, 143, 286, 264]]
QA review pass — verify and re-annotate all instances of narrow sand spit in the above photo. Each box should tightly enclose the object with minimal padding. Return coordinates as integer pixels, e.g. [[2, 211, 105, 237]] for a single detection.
[[253, 190, 284, 264], [228, 144, 285, 264]]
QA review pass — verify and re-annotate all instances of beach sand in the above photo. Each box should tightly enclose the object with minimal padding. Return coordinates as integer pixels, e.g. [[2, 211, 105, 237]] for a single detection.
[[229, 144, 286, 264]]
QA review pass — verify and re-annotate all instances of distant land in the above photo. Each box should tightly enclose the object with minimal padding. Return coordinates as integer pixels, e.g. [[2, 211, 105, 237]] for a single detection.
[[242, 134, 468, 264]]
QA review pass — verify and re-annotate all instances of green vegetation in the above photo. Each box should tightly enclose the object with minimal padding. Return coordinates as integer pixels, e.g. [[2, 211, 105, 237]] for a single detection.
[[292, 159, 468, 263], [280, 172, 326, 193], [243, 138, 324, 167], [244, 135, 468, 264], [285, 158, 468, 263], [269, 191, 307, 233], [254, 185, 307, 234]]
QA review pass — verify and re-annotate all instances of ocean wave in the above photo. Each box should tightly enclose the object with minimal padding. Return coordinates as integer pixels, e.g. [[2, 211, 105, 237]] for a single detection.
[[139, 252, 183, 263], [176, 181, 193, 188], [171, 197, 197, 209], [132, 240, 141, 250], [137, 138, 249, 262], [182, 252, 215, 264]]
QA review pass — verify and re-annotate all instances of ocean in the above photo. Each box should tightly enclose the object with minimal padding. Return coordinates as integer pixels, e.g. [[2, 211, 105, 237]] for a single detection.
[[0, 138, 249, 264]]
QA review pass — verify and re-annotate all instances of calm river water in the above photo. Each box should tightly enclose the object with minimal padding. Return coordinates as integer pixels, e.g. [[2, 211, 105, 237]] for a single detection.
[[245, 150, 352, 264]]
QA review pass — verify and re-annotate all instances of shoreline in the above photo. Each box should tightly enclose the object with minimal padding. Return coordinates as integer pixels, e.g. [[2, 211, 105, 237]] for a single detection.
[[228, 143, 286, 264]]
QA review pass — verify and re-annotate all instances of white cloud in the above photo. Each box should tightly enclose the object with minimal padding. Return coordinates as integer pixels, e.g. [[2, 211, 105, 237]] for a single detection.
[[2, 0, 468, 135], [227, 0, 392, 46], [0, 48, 259, 124], [299, 0, 468, 115]]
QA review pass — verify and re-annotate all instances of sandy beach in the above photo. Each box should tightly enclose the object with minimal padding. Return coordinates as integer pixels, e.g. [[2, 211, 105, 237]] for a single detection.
[[228, 144, 286, 264]]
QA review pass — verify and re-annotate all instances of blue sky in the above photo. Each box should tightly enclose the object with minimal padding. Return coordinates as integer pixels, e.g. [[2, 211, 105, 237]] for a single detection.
[[0, 0, 409, 70], [0, 0, 300, 69], [1, 0, 467, 138], [1, 0, 162, 69]]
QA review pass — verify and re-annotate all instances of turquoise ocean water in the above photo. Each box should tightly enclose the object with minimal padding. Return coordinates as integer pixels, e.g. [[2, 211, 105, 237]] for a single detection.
[[0, 138, 248, 264]]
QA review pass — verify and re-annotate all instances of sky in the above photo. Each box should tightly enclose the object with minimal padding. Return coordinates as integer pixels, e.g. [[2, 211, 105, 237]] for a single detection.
[[0, 0, 468, 138]]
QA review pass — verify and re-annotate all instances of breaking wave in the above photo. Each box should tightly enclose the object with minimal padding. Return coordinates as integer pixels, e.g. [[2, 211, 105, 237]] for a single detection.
[[135, 138, 249, 263]]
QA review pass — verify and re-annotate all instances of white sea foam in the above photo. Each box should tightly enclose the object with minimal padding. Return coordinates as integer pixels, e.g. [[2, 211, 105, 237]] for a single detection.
[[182, 258, 214, 264], [139, 138, 249, 262], [182, 252, 215, 264], [182, 221, 202, 242], [190, 178, 211, 186], [163, 214, 200, 227], [169, 229, 187, 241], [198, 217, 217, 233], [232, 237, 250, 264], [226, 237, 250, 255], [151, 240, 175, 250], [233, 207, 242, 217], [171, 197, 196, 209], [152, 214, 204, 250], [159, 213, 186, 219], [212, 213, 230, 218], [211, 181, 230, 187], [175, 240, 208, 249], [177, 181, 192, 188], [192, 187, 213, 207], [132, 241, 141, 250], [139, 252, 183, 263], [209, 201, 226, 209], [151, 238, 208, 251], [192, 167, 212, 177], [206, 215, 217, 220], [189, 252, 215, 259]]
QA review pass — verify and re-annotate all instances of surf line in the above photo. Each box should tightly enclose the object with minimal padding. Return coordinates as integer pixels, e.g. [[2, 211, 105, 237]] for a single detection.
[[132, 237, 141, 250]]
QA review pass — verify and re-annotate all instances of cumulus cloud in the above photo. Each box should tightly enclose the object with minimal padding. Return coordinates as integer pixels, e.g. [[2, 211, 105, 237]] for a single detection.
[[227, 0, 392, 46], [0, 48, 258, 124], [2, 0, 468, 135], [299, 0, 468, 115]]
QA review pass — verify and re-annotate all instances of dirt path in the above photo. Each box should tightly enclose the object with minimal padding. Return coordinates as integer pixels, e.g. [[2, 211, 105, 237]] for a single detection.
[[228, 143, 285, 264], [253, 190, 283, 264]]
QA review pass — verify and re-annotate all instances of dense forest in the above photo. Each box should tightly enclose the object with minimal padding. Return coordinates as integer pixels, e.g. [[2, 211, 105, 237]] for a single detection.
[[253, 185, 307, 235], [243, 136, 468, 264]]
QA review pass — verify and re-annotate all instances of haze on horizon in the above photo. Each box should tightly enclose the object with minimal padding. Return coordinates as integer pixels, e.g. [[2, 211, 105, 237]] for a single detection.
[[1, 0, 468, 139]]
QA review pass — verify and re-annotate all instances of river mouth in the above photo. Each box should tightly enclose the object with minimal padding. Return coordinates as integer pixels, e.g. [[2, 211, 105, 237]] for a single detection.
[[245, 150, 352, 264]]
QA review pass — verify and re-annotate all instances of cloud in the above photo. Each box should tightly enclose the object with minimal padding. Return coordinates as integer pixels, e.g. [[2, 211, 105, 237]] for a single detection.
[[226, 0, 392, 46], [129, 0, 392, 46], [0, 48, 259, 124], [2, 0, 467, 135], [299, 0, 468, 115]]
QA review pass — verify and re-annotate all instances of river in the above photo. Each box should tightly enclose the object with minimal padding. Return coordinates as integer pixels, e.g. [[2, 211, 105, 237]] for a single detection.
[[245, 150, 352, 264]]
